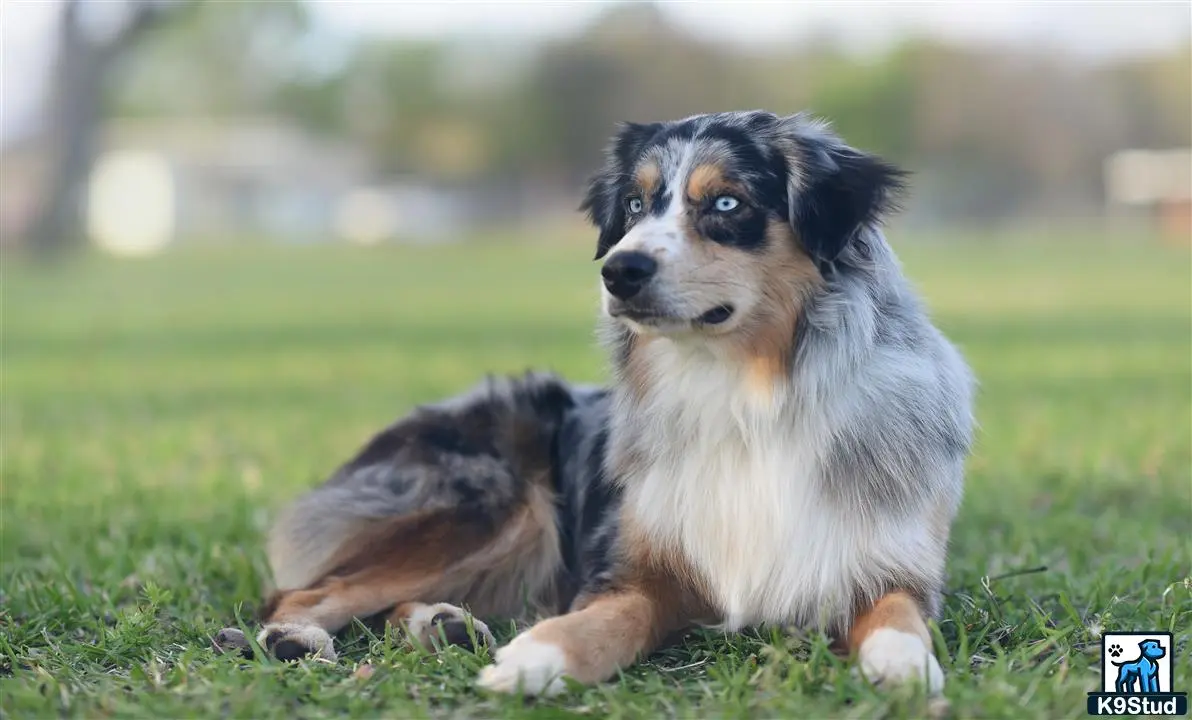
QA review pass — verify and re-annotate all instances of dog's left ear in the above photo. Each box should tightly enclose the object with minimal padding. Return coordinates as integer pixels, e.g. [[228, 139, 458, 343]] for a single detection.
[[581, 121, 662, 260], [775, 115, 907, 267]]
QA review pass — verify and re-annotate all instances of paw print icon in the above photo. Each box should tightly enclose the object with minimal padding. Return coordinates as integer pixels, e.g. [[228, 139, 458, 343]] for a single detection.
[[1108, 643, 1123, 658]]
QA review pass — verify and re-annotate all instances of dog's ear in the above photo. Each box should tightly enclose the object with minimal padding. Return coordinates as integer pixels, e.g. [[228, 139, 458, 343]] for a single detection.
[[581, 121, 662, 260], [773, 114, 907, 267]]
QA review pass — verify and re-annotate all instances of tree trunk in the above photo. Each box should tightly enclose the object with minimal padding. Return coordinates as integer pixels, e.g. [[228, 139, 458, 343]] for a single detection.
[[28, 0, 165, 259]]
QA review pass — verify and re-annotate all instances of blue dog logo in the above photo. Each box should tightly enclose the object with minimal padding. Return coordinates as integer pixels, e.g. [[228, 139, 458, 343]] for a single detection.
[[1112, 639, 1167, 694], [1088, 631, 1186, 716]]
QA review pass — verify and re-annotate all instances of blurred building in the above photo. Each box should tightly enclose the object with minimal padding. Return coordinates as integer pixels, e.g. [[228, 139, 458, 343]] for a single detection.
[[1104, 148, 1192, 242], [84, 117, 470, 254], [90, 117, 364, 251]]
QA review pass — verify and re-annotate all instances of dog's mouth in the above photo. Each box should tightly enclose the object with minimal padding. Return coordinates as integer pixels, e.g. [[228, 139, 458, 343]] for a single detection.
[[609, 303, 736, 330]]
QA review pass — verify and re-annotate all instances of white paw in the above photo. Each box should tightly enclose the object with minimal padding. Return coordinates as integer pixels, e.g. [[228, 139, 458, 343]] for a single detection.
[[477, 633, 570, 696], [257, 623, 337, 662], [859, 628, 945, 694], [403, 603, 495, 650]]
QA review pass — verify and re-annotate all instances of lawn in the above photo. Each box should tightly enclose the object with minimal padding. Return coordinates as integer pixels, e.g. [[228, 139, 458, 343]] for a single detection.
[[3, 230, 1190, 718]]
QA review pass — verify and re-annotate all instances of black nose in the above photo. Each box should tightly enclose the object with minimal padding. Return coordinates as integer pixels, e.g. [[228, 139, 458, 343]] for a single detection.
[[601, 252, 657, 300]]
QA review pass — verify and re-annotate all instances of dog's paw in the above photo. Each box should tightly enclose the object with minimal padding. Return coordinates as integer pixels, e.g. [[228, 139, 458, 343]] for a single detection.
[[403, 603, 495, 652], [477, 633, 570, 696], [858, 628, 945, 694], [257, 623, 337, 662], [213, 627, 255, 659]]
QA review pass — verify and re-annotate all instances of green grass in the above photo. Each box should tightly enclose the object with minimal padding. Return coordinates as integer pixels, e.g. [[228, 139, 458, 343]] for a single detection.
[[3, 232, 1190, 718]]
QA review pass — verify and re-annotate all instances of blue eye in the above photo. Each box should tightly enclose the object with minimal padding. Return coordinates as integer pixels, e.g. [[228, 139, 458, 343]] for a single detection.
[[626, 197, 644, 214], [714, 196, 740, 212]]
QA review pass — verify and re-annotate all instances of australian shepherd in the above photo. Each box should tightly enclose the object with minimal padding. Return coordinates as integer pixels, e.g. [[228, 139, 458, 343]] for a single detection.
[[219, 111, 974, 696]]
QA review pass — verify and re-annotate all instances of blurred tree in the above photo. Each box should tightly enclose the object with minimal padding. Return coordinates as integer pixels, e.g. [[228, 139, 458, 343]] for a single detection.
[[335, 40, 453, 175], [28, 0, 321, 256], [29, 0, 191, 257], [1103, 49, 1192, 149], [803, 44, 922, 161], [523, 2, 750, 187], [113, 0, 314, 118]]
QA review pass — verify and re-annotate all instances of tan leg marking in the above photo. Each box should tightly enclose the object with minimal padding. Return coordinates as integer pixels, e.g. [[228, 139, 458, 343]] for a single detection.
[[477, 517, 708, 696], [477, 588, 675, 695]]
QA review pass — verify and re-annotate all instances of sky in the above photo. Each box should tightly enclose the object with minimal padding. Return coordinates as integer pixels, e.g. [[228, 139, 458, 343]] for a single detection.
[[4, 0, 1191, 145]]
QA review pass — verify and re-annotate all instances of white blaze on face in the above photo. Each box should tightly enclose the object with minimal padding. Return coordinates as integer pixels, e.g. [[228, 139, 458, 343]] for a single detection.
[[601, 142, 697, 309], [609, 214, 680, 262]]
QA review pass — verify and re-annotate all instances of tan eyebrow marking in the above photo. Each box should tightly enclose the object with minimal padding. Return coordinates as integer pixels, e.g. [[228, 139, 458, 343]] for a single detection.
[[686, 162, 747, 205], [635, 162, 661, 199]]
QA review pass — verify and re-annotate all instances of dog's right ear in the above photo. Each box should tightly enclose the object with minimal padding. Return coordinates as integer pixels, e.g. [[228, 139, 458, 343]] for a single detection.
[[581, 121, 662, 260]]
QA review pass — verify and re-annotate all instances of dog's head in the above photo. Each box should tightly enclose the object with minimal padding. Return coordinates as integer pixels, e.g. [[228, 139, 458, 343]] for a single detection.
[[582, 111, 905, 339], [1139, 640, 1166, 660]]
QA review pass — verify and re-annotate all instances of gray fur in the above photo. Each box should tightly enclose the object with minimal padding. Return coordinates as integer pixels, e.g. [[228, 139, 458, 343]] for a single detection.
[[800, 235, 974, 517]]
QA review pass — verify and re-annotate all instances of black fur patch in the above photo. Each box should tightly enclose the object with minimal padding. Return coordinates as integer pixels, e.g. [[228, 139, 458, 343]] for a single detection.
[[551, 388, 621, 608], [696, 201, 769, 253], [582, 122, 664, 259], [648, 185, 671, 218], [789, 144, 907, 269]]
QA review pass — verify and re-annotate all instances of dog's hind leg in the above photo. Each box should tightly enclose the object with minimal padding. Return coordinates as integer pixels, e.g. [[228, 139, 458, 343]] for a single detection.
[[244, 470, 564, 661], [249, 509, 457, 661], [254, 492, 559, 661], [256, 573, 395, 661], [216, 545, 417, 661], [221, 373, 576, 662]]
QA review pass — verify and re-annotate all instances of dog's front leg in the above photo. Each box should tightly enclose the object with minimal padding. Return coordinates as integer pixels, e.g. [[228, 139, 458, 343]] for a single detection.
[[848, 590, 945, 694], [477, 583, 685, 696]]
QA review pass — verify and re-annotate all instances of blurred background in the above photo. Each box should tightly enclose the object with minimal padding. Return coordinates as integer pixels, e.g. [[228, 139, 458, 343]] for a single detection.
[[2, 0, 1190, 254]]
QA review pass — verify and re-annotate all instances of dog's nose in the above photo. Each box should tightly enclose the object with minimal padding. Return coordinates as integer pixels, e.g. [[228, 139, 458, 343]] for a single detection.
[[601, 252, 657, 300]]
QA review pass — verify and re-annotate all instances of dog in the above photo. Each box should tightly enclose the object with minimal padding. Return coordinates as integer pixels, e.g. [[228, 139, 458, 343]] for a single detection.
[[218, 111, 974, 697], [1114, 640, 1166, 693]]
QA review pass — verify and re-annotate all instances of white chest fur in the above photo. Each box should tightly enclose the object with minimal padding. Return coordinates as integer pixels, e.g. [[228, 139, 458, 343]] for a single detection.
[[623, 340, 927, 631]]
